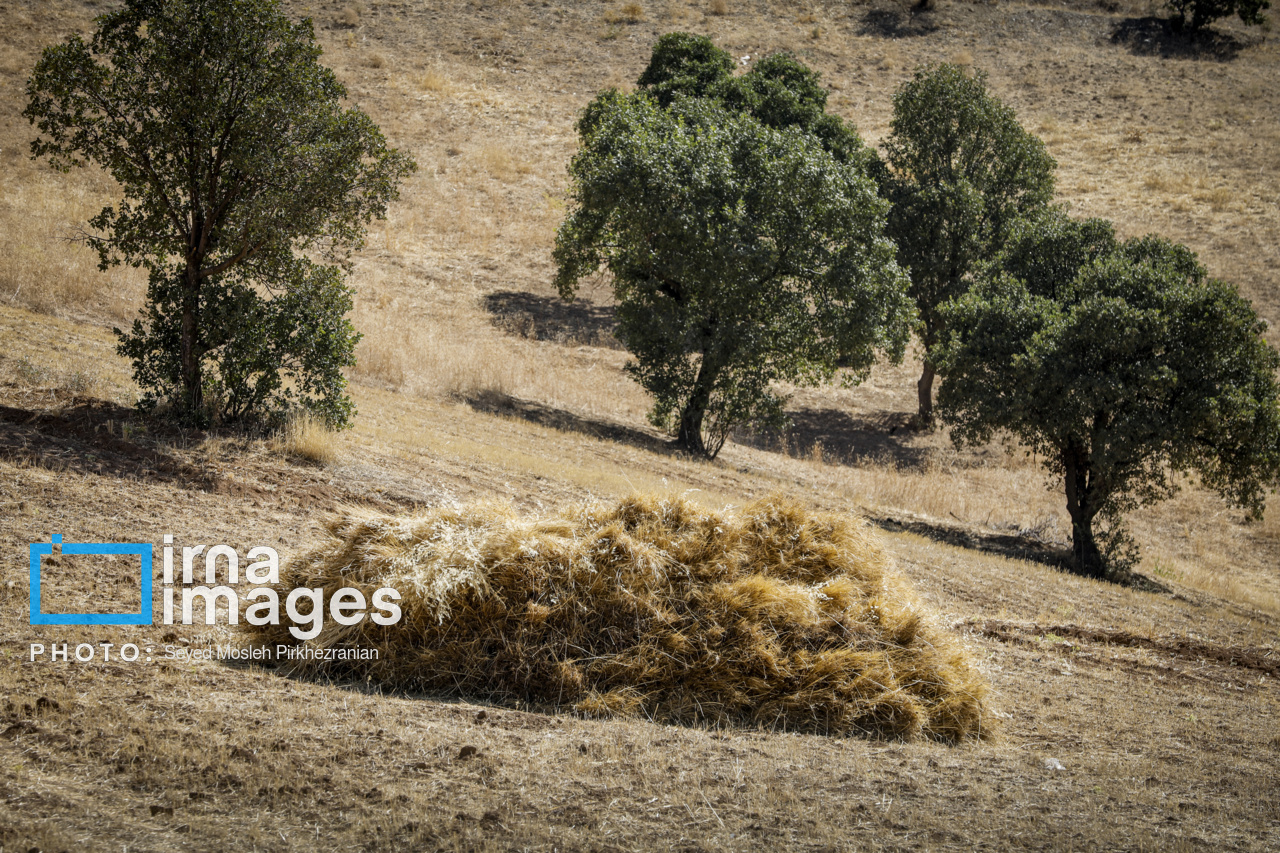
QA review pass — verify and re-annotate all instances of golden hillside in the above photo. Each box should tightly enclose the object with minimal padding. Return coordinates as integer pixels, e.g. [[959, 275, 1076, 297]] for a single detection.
[[1, 1, 1278, 849]]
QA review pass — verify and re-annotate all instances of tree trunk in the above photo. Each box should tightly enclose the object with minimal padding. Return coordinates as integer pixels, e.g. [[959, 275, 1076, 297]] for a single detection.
[[179, 263, 203, 424], [676, 354, 720, 458], [916, 359, 936, 429], [915, 321, 940, 429], [677, 404, 706, 457], [1063, 443, 1105, 579]]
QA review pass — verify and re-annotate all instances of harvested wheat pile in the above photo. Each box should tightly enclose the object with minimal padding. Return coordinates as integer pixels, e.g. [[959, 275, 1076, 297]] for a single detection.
[[246, 494, 992, 741]]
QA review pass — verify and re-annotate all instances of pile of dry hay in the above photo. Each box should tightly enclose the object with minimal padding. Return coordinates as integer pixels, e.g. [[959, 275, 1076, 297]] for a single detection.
[[247, 494, 991, 741]]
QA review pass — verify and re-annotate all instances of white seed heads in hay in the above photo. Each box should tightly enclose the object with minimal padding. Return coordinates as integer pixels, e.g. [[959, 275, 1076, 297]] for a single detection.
[[245, 494, 993, 742]]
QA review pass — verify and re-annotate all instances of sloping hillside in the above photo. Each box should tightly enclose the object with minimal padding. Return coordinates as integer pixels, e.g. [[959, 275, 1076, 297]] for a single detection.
[[2, 1, 1278, 849]]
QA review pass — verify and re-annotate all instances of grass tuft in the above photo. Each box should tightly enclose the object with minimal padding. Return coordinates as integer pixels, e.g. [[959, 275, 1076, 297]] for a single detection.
[[275, 412, 339, 465], [416, 67, 453, 93]]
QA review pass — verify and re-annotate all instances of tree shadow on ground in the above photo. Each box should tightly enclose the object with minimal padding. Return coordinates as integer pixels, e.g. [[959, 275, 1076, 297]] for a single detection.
[[864, 508, 1171, 592], [858, 6, 940, 38], [483, 291, 620, 349], [734, 407, 930, 470], [463, 389, 678, 456], [866, 508, 1075, 570], [1110, 16, 1255, 60], [0, 396, 216, 488]]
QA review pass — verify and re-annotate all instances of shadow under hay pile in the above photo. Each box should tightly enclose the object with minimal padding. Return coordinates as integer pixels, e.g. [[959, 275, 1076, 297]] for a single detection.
[[246, 494, 992, 742]]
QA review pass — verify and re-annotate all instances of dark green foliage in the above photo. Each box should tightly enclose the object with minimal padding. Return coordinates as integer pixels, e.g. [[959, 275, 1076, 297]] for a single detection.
[[882, 63, 1056, 426], [634, 32, 735, 106], [118, 260, 358, 428], [935, 210, 1280, 577], [635, 34, 869, 167], [1166, 0, 1269, 31], [24, 0, 414, 428], [554, 94, 912, 458], [723, 52, 871, 168]]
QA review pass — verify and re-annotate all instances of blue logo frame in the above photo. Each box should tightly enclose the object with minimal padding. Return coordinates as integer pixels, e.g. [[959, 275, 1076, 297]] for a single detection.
[[29, 535, 153, 625]]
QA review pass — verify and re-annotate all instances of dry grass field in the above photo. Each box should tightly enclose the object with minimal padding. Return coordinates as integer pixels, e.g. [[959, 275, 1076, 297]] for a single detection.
[[2, 0, 1279, 849]]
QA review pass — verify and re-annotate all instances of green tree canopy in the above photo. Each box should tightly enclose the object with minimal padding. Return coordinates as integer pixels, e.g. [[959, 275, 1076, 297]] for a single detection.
[[24, 0, 415, 428], [882, 63, 1056, 426], [554, 93, 912, 458], [634, 31, 736, 106], [632, 33, 870, 168], [935, 210, 1280, 577]]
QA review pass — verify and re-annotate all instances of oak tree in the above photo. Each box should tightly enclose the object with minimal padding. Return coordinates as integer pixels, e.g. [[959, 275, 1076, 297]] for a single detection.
[[24, 0, 415, 427], [555, 93, 912, 457], [935, 211, 1280, 577], [882, 63, 1055, 427]]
